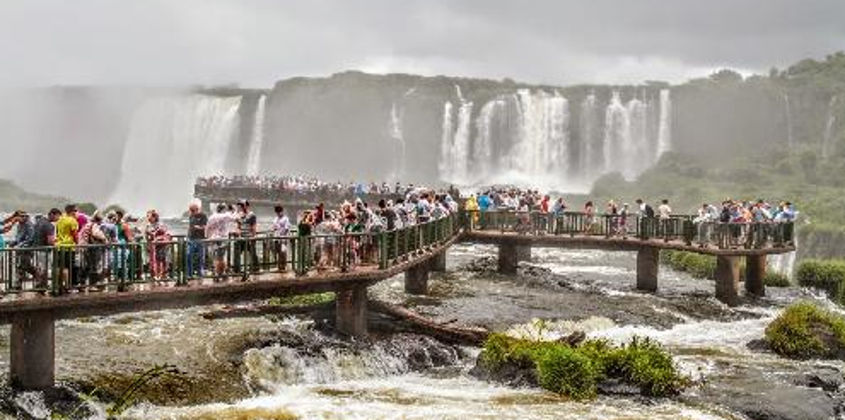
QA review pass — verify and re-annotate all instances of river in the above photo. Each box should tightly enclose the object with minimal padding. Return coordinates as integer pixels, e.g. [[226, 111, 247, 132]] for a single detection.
[[1, 242, 841, 419]]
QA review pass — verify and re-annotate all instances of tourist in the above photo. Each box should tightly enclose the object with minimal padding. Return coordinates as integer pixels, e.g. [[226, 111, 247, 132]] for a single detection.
[[272, 205, 291, 272], [378, 199, 397, 231], [234, 200, 258, 275], [78, 212, 108, 285], [7, 212, 35, 288], [56, 205, 79, 291], [113, 210, 134, 280], [584, 201, 596, 233], [635, 199, 655, 218], [206, 204, 236, 279], [144, 210, 171, 280], [186, 203, 208, 279]]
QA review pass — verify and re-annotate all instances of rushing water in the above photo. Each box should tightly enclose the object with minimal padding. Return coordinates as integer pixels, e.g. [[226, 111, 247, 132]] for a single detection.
[[109, 94, 243, 217], [0, 243, 835, 419]]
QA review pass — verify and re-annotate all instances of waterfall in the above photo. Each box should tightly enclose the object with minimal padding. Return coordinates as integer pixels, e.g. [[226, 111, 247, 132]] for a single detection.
[[109, 94, 243, 217], [388, 103, 406, 181], [768, 235, 798, 280], [602, 91, 631, 176], [626, 97, 649, 178], [656, 88, 672, 160], [822, 95, 838, 159], [438, 101, 454, 181], [473, 98, 504, 183], [438, 86, 473, 184], [783, 93, 794, 150], [579, 92, 599, 181], [245, 94, 266, 176]]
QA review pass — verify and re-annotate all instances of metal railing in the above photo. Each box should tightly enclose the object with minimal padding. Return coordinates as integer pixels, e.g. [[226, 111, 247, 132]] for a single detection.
[[462, 210, 794, 249], [0, 214, 459, 297]]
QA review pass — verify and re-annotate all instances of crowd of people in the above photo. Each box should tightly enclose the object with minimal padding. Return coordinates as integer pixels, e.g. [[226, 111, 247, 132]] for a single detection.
[[0, 179, 798, 292], [196, 175, 425, 197]]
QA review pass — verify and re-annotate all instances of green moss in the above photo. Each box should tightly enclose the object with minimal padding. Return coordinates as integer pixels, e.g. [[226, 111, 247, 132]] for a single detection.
[[765, 301, 845, 359], [480, 333, 688, 400], [268, 292, 335, 307]]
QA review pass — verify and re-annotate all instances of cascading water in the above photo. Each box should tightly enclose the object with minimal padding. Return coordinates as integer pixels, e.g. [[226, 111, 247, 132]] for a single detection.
[[602, 91, 631, 177], [473, 99, 504, 183], [822, 95, 838, 158], [388, 103, 406, 181], [768, 236, 798, 280], [579, 92, 599, 182], [439, 86, 473, 184], [656, 88, 672, 160], [626, 97, 648, 178], [245, 94, 267, 177], [109, 94, 243, 216], [783, 93, 794, 150]]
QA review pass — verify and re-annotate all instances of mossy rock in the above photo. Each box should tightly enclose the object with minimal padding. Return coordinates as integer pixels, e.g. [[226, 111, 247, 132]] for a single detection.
[[475, 333, 688, 400], [765, 301, 845, 360]]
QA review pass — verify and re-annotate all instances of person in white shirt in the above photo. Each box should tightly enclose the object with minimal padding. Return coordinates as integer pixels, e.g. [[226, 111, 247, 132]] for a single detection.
[[206, 204, 237, 278], [272, 205, 292, 271], [658, 199, 672, 220]]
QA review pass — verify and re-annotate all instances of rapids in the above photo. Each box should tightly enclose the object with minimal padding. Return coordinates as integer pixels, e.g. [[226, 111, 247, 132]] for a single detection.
[[1, 243, 841, 419]]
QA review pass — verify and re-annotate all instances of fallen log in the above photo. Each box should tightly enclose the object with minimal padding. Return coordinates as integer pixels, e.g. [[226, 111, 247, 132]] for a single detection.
[[368, 299, 489, 346]]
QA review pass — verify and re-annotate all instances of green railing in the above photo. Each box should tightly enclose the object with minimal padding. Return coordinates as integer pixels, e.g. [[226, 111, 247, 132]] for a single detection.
[[0, 213, 459, 297], [462, 210, 794, 249]]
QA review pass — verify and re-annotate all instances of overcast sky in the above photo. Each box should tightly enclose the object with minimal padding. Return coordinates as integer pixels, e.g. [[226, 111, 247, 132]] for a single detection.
[[1, 0, 843, 88]]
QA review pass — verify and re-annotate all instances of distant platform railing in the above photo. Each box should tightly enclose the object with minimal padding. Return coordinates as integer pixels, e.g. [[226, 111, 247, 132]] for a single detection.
[[193, 185, 402, 204], [462, 210, 795, 250]]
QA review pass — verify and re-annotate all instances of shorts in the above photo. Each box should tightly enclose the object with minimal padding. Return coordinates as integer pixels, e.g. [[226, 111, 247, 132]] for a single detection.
[[57, 248, 75, 270], [213, 241, 228, 259]]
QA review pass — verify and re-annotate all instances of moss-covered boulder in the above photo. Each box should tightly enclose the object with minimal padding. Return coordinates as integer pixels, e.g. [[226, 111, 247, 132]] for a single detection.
[[765, 301, 845, 359], [472, 333, 689, 400]]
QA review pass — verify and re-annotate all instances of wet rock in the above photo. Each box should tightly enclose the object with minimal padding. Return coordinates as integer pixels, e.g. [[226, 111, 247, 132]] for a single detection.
[[688, 365, 845, 420], [0, 384, 95, 420], [469, 357, 538, 388], [790, 366, 845, 392]]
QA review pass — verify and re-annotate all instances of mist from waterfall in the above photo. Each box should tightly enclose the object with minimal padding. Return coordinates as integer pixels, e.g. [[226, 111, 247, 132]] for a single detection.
[[473, 98, 504, 183], [389, 103, 406, 181], [245, 94, 267, 176], [822, 95, 838, 158], [109, 94, 243, 217], [656, 88, 672, 158]]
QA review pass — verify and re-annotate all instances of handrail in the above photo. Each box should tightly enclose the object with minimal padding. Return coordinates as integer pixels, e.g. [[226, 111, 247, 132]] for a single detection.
[[462, 210, 794, 250], [0, 213, 461, 297]]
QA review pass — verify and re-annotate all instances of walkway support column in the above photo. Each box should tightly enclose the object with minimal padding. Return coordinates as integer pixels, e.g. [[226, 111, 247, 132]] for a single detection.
[[10, 311, 55, 389], [715, 255, 741, 306], [336, 286, 367, 337], [745, 255, 766, 297], [636, 247, 659, 292], [405, 264, 430, 295], [429, 251, 447, 272], [498, 241, 531, 275]]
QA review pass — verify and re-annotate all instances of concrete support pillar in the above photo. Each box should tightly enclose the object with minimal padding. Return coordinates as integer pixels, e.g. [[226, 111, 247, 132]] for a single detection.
[[10, 311, 55, 390], [498, 242, 531, 275], [745, 255, 766, 298], [715, 255, 741, 306], [636, 247, 659, 292], [335, 286, 367, 337], [429, 251, 447, 272], [405, 264, 430, 294]]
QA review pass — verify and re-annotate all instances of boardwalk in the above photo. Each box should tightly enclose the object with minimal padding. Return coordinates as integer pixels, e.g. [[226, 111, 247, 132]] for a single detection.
[[0, 210, 794, 389]]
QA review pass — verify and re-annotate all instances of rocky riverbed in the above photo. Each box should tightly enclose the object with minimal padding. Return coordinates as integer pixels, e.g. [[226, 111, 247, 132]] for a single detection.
[[0, 243, 842, 419]]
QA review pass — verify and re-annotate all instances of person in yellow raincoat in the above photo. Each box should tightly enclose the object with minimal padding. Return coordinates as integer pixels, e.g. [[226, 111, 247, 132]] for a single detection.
[[465, 195, 480, 228]]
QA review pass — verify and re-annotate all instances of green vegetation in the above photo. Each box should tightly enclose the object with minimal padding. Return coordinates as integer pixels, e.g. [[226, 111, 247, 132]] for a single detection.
[[662, 250, 790, 287], [480, 333, 689, 399], [796, 259, 845, 304], [765, 301, 845, 359], [268, 292, 335, 307]]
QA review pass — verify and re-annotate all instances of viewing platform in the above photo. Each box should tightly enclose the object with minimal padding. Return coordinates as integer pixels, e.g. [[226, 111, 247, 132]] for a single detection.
[[0, 210, 794, 390]]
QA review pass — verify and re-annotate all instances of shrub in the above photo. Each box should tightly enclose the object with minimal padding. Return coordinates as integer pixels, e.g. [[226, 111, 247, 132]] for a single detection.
[[796, 259, 845, 301], [480, 334, 687, 399], [764, 272, 791, 287], [764, 301, 845, 359]]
